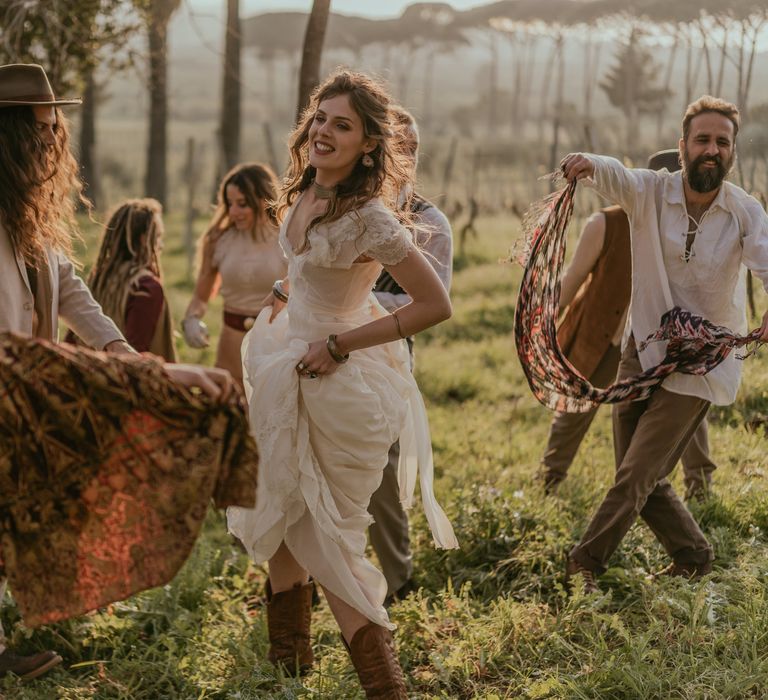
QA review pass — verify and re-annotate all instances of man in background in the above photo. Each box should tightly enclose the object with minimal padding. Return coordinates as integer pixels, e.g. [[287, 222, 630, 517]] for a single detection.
[[369, 106, 453, 604]]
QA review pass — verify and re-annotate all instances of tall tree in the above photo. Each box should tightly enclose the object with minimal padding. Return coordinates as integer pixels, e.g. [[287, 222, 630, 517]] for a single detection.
[[136, 0, 182, 207], [79, 66, 101, 206], [296, 0, 331, 122], [600, 28, 671, 149], [220, 0, 241, 172]]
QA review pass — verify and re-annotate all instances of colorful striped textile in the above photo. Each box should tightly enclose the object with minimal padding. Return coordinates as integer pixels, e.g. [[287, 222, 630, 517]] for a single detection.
[[513, 180, 762, 413]]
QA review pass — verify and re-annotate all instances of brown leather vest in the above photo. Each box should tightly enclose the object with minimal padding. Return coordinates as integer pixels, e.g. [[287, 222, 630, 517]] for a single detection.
[[557, 206, 631, 378]]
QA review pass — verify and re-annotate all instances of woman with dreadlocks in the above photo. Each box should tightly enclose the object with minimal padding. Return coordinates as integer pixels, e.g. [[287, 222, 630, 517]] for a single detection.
[[182, 163, 286, 389], [226, 70, 457, 698], [69, 198, 176, 361]]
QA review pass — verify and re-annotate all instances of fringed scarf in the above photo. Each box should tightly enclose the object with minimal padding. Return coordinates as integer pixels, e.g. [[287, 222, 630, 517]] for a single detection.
[[0, 332, 258, 626], [513, 180, 763, 413]]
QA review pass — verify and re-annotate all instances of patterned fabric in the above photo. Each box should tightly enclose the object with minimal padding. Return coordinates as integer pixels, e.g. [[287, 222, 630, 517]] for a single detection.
[[514, 181, 763, 413], [0, 332, 258, 626]]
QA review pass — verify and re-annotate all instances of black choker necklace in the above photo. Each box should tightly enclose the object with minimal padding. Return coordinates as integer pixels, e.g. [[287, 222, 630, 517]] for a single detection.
[[312, 181, 336, 200]]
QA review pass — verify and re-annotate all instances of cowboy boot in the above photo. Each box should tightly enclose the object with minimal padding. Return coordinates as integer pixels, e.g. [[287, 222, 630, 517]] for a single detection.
[[265, 580, 314, 676], [0, 649, 62, 681], [347, 622, 408, 699]]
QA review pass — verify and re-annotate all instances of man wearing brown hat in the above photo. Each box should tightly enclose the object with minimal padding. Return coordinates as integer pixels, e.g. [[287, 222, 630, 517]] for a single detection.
[[540, 149, 716, 501], [0, 63, 233, 681]]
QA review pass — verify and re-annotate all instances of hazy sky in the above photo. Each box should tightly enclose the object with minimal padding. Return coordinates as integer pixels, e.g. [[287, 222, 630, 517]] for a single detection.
[[188, 1, 489, 20]]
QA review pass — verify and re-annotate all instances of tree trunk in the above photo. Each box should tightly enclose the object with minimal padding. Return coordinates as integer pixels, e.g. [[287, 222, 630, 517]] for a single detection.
[[422, 48, 435, 129], [656, 41, 678, 143], [548, 34, 565, 187], [79, 66, 100, 208], [538, 37, 558, 144], [296, 0, 331, 123], [183, 137, 198, 280], [714, 17, 729, 97], [220, 0, 241, 172], [487, 32, 498, 136], [145, 10, 169, 206]]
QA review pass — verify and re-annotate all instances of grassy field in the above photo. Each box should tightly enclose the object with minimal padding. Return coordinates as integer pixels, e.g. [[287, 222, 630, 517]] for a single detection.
[[5, 208, 768, 699]]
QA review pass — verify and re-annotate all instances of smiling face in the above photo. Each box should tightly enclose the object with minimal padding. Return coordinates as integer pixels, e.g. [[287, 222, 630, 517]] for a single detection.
[[225, 184, 256, 233], [679, 111, 735, 194], [308, 93, 375, 182]]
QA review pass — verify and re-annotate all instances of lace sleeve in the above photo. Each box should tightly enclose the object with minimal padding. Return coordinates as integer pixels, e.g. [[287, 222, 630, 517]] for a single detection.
[[358, 202, 412, 266]]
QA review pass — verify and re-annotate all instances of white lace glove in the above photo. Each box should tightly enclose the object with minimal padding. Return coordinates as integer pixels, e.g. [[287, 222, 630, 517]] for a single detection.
[[182, 316, 210, 348]]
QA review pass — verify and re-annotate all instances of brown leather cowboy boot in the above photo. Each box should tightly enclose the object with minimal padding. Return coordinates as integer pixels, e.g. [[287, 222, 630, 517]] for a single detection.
[[265, 580, 314, 676], [0, 649, 62, 681], [347, 622, 408, 699]]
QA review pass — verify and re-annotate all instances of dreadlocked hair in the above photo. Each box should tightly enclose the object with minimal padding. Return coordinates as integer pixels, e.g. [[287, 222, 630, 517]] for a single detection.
[[0, 106, 88, 267], [277, 69, 417, 253], [87, 198, 164, 325]]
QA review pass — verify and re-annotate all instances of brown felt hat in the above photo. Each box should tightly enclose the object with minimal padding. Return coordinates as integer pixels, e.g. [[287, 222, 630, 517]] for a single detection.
[[0, 64, 81, 107]]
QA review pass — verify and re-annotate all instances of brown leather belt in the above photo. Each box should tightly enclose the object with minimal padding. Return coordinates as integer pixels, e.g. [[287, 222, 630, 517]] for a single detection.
[[223, 310, 257, 332]]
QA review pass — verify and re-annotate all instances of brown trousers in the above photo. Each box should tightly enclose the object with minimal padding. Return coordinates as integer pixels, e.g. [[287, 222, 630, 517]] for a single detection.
[[542, 345, 716, 495], [570, 337, 714, 574], [368, 440, 412, 596]]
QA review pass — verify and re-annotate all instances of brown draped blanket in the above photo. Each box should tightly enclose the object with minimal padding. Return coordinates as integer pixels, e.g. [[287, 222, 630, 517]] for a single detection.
[[0, 332, 258, 627]]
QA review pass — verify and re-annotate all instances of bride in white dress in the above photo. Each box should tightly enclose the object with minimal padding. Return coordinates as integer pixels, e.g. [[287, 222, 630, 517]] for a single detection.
[[227, 70, 457, 698]]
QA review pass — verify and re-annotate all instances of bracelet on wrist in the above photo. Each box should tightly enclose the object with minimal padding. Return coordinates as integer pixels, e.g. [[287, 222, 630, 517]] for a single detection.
[[391, 311, 406, 339], [272, 279, 289, 303], [326, 334, 350, 364]]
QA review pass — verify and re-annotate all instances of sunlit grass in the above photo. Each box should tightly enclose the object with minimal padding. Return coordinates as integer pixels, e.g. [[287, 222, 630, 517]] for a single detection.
[[9, 207, 768, 698]]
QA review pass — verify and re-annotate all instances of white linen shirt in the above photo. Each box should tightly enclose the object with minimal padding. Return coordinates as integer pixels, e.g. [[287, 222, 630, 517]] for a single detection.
[[0, 220, 123, 348], [587, 154, 768, 405]]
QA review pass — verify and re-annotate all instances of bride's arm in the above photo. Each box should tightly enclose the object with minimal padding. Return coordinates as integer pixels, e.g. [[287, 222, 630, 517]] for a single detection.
[[298, 247, 451, 375]]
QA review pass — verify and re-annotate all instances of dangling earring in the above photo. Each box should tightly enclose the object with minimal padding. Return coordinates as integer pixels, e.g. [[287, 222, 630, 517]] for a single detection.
[[361, 153, 374, 168]]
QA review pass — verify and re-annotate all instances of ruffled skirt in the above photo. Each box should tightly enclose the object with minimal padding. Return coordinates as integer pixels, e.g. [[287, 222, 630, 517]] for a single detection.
[[227, 296, 456, 628]]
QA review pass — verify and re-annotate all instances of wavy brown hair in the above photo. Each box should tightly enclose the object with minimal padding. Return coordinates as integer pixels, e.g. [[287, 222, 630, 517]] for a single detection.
[[87, 198, 164, 324], [203, 162, 278, 244], [0, 106, 87, 266], [277, 69, 415, 252]]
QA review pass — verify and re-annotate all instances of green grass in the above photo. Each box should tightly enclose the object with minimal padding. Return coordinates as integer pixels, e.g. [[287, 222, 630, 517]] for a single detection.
[[8, 211, 768, 698]]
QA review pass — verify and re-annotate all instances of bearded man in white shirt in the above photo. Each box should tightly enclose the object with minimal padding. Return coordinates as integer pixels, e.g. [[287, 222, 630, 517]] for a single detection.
[[559, 95, 768, 593]]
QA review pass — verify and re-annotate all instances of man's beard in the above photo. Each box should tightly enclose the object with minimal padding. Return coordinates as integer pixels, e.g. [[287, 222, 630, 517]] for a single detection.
[[682, 148, 733, 193]]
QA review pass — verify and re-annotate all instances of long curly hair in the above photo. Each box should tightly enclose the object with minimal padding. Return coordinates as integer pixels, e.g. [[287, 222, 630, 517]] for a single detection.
[[87, 198, 164, 324], [0, 106, 87, 266], [203, 162, 278, 244], [277, 69, 415, 252]]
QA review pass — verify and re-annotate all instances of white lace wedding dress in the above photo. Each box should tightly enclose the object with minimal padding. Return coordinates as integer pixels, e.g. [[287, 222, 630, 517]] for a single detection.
[[227, 195, 457, 628]]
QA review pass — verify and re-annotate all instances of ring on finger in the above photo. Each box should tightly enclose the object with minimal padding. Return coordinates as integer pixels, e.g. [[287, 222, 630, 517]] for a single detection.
[[296, 361, 306, 372], [308, 371, 319, 379]]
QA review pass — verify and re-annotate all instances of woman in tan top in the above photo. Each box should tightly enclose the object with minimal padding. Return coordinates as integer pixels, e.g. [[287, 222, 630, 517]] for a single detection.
[[183, 163, 286, 387]]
